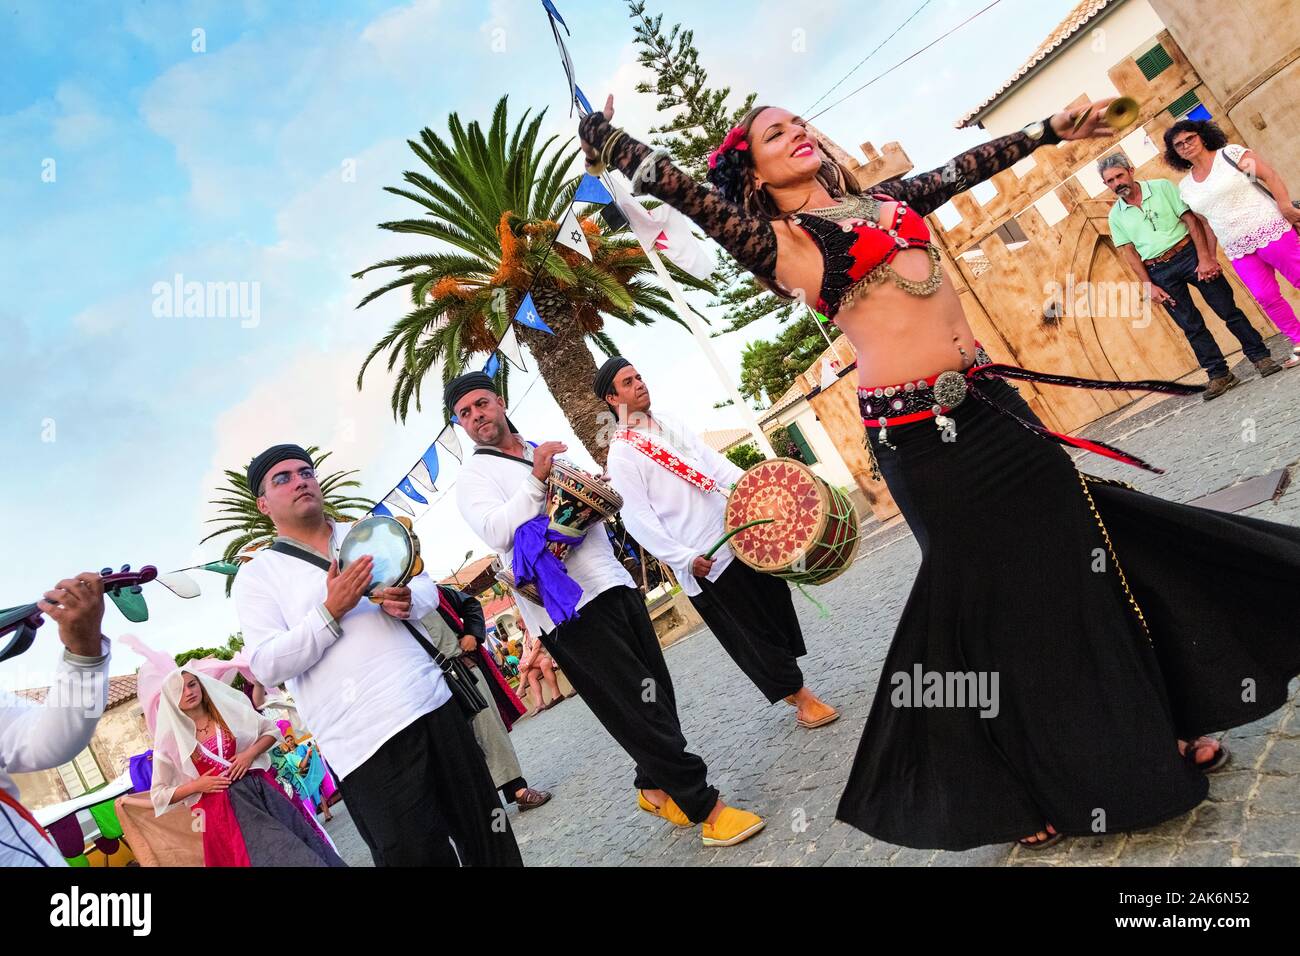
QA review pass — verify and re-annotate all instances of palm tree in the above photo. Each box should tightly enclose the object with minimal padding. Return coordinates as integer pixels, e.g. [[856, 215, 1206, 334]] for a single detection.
[[352, 95, 713, 464], [201, 447, 373, 593]]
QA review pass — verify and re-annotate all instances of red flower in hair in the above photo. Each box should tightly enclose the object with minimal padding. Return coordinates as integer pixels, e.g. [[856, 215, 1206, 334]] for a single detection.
[[707, 125, 750, 170]]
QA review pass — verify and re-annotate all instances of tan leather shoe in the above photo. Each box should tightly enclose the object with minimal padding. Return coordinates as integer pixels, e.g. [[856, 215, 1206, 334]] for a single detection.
[[1202, 373, 1239, 401]]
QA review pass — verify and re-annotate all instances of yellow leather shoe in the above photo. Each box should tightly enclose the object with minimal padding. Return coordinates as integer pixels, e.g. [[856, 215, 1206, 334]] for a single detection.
[[637, 790, 693, 828], [702, 807, 765, 847]]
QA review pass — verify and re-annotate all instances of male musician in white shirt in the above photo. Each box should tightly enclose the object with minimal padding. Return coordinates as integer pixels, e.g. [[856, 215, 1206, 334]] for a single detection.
[[1, 572, 110, 866], [234, 443, 522, 866], [449, 371, 765, 848], [597, 357, 838, 730]]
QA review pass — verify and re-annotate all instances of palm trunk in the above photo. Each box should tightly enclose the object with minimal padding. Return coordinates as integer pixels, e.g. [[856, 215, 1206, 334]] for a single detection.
[[516, 317, 613, 467]]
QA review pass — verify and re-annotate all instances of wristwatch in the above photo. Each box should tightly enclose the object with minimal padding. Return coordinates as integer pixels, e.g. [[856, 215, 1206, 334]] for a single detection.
[[1022, 120, 1046, 142]]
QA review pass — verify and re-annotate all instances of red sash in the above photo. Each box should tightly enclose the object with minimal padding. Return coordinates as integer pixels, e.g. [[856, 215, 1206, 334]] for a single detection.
[[0, 787, 54, 847], [612, 429, 730, 496]]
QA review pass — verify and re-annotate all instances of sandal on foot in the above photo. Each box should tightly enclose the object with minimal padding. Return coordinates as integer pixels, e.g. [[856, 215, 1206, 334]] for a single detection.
[[797, 708, 840, 729], [1017, 828, 1062, 851], [1186, 739, 1231, 773]]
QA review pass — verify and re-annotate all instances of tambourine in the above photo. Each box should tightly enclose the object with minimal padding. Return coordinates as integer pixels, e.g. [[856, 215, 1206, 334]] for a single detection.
[[338, 515, 424, 603]]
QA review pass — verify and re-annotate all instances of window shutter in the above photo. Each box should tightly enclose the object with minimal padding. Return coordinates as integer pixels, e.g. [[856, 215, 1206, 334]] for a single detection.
[[786, 423, 819, 465], [1136, 44, 1173, 81], [1167, 91, 1201, 119]]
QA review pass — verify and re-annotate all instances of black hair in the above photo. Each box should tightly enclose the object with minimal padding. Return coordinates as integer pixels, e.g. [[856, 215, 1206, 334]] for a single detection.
[[1163, 119, 1228, 171]]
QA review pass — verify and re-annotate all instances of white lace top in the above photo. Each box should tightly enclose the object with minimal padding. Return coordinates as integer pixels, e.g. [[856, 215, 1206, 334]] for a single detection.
[[1179, 144, 1290, 259]]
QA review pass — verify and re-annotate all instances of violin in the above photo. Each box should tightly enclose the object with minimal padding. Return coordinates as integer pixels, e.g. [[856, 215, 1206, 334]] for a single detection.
[[0, 565, 158, 663]]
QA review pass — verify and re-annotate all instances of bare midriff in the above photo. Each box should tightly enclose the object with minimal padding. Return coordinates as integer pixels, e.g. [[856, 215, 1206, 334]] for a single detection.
[[773, 221, 977, 387]]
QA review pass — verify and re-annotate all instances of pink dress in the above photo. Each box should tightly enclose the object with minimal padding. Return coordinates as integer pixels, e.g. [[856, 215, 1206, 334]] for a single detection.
[[191, 728, 337, 867]]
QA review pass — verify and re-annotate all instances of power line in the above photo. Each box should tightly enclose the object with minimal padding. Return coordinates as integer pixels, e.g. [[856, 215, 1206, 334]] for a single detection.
[[807, 0, 1006, 122], [804, 0, 935, 115]]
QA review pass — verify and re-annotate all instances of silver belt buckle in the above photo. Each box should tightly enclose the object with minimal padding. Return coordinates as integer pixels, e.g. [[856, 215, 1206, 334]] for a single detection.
[[931, 369, 968, 409]]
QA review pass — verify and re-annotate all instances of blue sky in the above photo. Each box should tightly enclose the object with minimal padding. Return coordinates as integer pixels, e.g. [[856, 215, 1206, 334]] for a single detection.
[[1, 0, 1082, 688]]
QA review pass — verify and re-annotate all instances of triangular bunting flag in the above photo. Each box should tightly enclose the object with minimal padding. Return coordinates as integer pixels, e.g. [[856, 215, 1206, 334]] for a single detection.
[[383, 492, 414, 516], [409, 460, 436, 494], [483, 352, 501, 378], [513, 292, 554, 334], [199, 561, 241, 576], [371, 502, 393, 518], [413, 443, 440, 491], [819, 358, 839, 391], [554, 205, 593, 260], [495, 325, 527, 372], [574, 173, 613, 205], [654, 230, 669, 252], [398, 476, 429, 505], [437, 425, 463, 463]]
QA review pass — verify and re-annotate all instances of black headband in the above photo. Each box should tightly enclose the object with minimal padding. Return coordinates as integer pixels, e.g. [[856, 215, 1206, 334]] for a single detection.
[[444, 371, 498, 416], [247, 443, 312, 496], [593, 356, 632, 404]]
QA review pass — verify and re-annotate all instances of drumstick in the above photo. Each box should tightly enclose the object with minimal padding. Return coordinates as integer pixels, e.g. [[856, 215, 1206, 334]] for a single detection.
[[704, 519, 774, 559]]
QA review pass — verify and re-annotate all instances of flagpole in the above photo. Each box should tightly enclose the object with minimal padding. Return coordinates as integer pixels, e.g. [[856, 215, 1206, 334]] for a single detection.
[[640, 244, 777, 458]]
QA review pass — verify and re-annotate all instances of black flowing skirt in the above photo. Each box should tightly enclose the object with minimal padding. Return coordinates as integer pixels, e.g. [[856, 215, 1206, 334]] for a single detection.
[[836, 377, 1300, 850]]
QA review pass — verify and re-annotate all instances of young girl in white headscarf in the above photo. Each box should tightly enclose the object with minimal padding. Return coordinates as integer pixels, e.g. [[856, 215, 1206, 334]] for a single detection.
[[127, 635, 344, 867]]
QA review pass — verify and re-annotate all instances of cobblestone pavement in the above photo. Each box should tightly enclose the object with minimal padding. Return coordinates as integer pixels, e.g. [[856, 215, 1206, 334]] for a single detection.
[[331, 342, 1300, 867]]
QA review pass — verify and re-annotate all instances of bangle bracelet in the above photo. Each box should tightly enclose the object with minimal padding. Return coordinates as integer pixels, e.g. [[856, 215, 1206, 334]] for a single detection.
[[599, 128, 626, 169]]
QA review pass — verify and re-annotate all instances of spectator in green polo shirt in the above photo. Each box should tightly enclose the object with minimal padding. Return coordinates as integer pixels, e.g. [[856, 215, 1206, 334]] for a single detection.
[[1101, 152, 1282, 400]]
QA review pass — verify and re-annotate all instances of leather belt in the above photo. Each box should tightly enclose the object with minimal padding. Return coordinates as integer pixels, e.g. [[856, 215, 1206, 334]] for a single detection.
[[1143, 234, 1192, 266]]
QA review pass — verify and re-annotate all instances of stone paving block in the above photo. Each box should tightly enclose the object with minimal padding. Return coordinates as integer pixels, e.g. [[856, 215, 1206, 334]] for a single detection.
[[1249, 775, 1300, 816], [1204, 770, 1256, 803], [1238, 815, 1300, 856], [1169, 843, 1236, 866], [1260, 736, 1300, 775], [1185, 802, 1246, 843]]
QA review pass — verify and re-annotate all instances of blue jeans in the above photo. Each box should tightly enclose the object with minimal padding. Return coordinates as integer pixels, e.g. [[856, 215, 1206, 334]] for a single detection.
[[1148, 242, 1269, 378]]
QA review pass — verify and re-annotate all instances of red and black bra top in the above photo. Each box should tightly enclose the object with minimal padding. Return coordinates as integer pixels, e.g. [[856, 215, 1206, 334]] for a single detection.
[[577, 111, 1054, 316], [793, 198, 935, 317]]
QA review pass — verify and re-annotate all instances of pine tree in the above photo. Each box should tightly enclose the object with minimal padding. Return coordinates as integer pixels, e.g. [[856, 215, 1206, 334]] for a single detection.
[[626, 0, 800, 334]]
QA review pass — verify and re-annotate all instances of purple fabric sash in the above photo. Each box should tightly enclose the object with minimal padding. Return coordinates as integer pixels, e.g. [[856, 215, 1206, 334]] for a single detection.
[[513, 515, 584, 624], [128, 750, 154, 793]]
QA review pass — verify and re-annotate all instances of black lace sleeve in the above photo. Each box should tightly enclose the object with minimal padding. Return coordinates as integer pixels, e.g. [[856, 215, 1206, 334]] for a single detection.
[[579, 112, 779, 282], [872, 118, 1062, 215]]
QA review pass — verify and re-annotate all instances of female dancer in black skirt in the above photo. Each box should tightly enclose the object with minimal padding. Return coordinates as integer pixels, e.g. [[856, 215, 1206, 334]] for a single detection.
[[578, 95, 1300, 851]]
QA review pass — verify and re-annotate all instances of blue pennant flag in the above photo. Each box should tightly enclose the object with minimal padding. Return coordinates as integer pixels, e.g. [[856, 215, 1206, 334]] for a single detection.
[[541, 0, 568, 31], [513, 292, 553, 334], [574, 173, 613, 205], [483, 352, 501, 378], [371, 502, 393, 518], [573, 84, 593, 115], [398, 477, 428, 505], [420, 444, 440, 488]]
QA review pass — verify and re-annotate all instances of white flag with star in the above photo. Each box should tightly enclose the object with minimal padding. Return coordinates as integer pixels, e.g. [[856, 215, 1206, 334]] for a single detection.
[[554, 204, 593, 260]]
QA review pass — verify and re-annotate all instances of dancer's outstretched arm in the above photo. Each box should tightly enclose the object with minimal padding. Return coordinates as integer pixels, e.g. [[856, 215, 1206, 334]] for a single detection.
[[579, 110, 780, 283]]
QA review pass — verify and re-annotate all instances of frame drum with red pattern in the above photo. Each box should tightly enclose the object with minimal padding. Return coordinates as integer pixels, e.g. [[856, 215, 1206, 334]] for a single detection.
[[724, 458, 860, 585]]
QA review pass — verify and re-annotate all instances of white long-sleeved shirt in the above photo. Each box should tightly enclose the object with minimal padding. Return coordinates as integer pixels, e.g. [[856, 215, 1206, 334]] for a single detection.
[[456, 436, 634, 635], [234, 520, 451, 778], [605, 411, 745, 597], [0, 638, 110, 866]]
